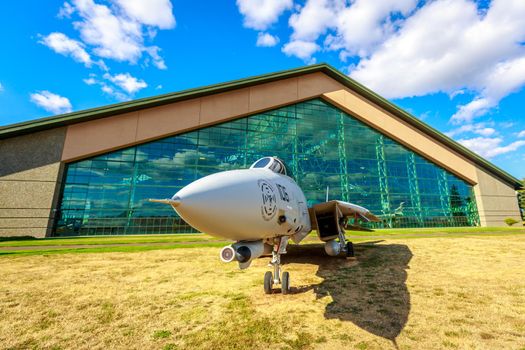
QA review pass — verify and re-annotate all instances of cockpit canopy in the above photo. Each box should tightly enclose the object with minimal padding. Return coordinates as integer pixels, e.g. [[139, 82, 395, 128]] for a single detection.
[[250, 157, 288, 176]]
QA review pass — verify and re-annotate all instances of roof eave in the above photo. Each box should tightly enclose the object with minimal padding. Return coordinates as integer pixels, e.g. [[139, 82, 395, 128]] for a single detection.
[[0, 64, 329, 138]]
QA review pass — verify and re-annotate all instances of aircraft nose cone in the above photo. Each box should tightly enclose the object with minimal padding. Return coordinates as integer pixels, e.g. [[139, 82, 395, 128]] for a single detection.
[[171, 170, 276, 240]]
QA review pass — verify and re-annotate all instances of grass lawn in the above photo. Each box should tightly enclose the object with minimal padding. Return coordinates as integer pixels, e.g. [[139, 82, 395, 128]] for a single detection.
[[0, 233, 222, 247], [0, 226, 524, 254], [1, 234, 525, 349]]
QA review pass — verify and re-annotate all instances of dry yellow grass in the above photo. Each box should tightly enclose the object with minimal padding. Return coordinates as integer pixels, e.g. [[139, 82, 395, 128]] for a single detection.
[[1, 235, 525, 350]]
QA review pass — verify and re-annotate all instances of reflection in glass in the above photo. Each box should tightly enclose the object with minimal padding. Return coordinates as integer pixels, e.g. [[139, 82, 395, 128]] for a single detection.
[[54, 99, 479, 236]]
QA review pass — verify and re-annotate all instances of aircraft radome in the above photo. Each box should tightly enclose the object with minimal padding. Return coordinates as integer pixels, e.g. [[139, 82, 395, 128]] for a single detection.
[[150, 157, 380, 294]]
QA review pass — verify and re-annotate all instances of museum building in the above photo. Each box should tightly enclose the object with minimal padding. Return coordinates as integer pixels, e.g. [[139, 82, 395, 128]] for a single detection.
[[0, 64, 522, 237]]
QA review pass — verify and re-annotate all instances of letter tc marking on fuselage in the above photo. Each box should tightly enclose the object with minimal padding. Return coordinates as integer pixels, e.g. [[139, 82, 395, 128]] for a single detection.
[[276, 184, 290, 202]]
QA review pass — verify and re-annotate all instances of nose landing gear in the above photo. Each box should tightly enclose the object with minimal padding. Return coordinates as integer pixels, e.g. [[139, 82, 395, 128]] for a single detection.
[[264, 237, 290, 294]]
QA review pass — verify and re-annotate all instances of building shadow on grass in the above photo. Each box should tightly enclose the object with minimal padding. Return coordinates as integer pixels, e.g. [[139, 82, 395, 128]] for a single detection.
[[282, 241, 412, 343]]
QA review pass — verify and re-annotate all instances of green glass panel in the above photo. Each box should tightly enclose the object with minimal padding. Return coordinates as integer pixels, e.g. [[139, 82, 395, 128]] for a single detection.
[[54, 99, 479, 236]]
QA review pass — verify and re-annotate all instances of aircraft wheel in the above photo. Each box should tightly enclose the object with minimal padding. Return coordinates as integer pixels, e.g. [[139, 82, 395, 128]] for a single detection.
[[346, 242, 355, 258], [281, 271, 290, 294], [264, 271, 273, 294]]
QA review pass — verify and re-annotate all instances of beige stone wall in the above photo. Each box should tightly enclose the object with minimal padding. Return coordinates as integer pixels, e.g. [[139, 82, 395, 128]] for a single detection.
[[473, 169, 522, 226], [0, 128, 66, 237]]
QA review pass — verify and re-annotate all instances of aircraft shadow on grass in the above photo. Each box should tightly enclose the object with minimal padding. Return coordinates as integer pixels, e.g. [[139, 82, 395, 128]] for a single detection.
[[282, 241, 412, 342]]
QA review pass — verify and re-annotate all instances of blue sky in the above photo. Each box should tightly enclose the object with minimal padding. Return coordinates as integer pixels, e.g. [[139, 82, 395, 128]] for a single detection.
[[0, 0, 524, 179]]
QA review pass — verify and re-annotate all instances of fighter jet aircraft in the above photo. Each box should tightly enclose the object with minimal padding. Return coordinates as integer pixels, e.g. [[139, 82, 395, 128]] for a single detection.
[[150, 156, 380, 294]]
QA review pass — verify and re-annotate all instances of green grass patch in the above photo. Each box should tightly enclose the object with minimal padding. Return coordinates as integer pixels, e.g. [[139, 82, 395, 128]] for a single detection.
[[98, 302, 117, 324], [283, 331, 315, 350], [0, 242, 229, 257], [0, 233, 220, 247], [153, 330, 172, 340], [3, 226, 524, 248], [347, 226, 525, 235], [1, 226, 524, 258]]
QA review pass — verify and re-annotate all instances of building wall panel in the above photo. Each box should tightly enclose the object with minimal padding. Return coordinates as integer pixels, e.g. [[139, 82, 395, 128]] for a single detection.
[[200, 88, 250, 126], [136, 99, 201, 142], [474, 168, 521, 226], [62, 112, 139, 162], [0, 128, 66, 237]]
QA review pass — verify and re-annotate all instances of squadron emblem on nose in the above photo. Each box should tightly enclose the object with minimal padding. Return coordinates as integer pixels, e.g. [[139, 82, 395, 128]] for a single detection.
[[258, 180, 277, 221]]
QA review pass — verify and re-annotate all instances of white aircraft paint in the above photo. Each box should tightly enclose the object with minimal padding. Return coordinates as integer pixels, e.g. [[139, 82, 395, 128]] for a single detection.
[[150, 156, 379, 294]]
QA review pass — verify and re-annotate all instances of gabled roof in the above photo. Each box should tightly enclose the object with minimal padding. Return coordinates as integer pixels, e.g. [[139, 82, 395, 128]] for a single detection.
[[0, 63, 521, 188]]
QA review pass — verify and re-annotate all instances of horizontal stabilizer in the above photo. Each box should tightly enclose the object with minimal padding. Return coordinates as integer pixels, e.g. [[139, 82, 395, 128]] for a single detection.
[[365, 212, 381, 222], [148, 198, 181, 207], [359, 212, 381, 223]]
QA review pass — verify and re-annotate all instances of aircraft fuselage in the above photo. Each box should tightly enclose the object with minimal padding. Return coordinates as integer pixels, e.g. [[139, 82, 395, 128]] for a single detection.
[[171, 169, 312, 242]]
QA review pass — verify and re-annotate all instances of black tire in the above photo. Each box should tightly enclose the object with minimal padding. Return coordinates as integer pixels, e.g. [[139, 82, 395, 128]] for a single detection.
[[281, 271, 290, 294], [264, 271, 273, 294], [346, 242, 355, 257]]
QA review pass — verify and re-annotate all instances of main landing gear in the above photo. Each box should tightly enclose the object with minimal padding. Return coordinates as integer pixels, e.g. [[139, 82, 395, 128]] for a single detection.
[[346, 241, 354, 257], [338, 222, 354, 258], [264, 237, 290, 294]]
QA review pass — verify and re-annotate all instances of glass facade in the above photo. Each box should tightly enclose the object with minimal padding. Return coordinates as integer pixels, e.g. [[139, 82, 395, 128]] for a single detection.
[[55, 99, 479, 236]]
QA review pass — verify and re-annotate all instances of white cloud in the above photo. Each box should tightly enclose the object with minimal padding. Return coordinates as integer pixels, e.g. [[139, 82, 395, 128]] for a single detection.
[[458, 137, 525, 159], [48, 0, 174, 69], [113, 0, 175, 29], [83, 77, 97, 85], [281, 0, 417, 61], [83, 72, 148, 99], [237, 0, 293, 30], [475, 128, 497, 137], [518, 130, 525, 138], [30, 91, 72, 114], [329, 0, 417, 57], [445, 122, 496, 138], [103, 72, 147, 94], [282, 40, 319, 62], [100, 84, 129, 101], [451, 56, 525, 123], [58, 2, 75, 18], [256, 32, 279, 47], [0, 82, 3, 92], [288, 0, 340, 42], [40, 32, 93, 67], [72, 0, 144, 63], [349, 0, 525, 123], [145, 46, 167, 69]]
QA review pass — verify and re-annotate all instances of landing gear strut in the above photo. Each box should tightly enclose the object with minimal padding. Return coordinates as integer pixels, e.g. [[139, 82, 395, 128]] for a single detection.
[[338, 224, 354, 258], [264, 237, 290, 294]]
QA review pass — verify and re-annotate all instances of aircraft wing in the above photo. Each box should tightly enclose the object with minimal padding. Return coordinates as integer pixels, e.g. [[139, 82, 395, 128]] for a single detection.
[[309, 200, 380, 240]]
